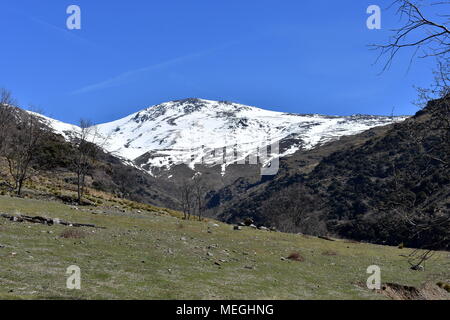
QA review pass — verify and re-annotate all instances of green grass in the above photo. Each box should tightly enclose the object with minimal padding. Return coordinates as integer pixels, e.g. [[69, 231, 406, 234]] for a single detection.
[[0, 195, 449, 300]]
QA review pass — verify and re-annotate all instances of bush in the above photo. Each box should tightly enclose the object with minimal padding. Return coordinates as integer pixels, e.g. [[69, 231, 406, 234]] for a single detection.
[[287, 252, 304, 262], [437, 282, 450, 293], [60, 228, 86, 239]]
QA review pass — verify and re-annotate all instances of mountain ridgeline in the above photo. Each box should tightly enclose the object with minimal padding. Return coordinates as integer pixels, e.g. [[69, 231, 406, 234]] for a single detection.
[[1, 97, 448, 250], [46, 98, 406, 175]]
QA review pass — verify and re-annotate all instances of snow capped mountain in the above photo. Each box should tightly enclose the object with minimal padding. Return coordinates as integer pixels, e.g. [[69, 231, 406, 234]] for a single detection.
[[29, 112, 81, 140], [38, 98, 407, 175]]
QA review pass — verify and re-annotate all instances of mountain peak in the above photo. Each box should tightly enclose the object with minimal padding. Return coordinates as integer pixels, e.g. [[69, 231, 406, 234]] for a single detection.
[[39, 99, 408, 173]]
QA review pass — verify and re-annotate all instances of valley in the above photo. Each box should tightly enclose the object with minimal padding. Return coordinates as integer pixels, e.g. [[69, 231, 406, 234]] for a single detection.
[[1, 195, 448, 300]]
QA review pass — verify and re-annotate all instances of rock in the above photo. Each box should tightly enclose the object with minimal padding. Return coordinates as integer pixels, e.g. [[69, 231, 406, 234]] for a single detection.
[[280, 257, 287, 261], [258, 226, 269, 231], [411, 265, 425, 271], [318, 235, 335, 242], [249, 224, 257, 229], [238, 222, 246, 227], [180, 237, 187, 241], [210, 223, 220, 227], [243, 218, 254, 226], [233, 226, 242, 231], [244, 265, 255, 270], [214, 261, 221, 266], [12, 216, 23, 223], [207, 252, 214, 257]]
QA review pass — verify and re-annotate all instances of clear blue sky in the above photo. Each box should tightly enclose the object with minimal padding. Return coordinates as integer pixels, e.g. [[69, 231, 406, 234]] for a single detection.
[[0, 0, 438, 124]]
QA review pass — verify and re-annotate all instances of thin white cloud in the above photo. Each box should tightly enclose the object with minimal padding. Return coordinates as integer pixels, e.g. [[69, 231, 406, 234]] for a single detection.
[[71, 41, 240, 95], [4, 6, 99, 49]]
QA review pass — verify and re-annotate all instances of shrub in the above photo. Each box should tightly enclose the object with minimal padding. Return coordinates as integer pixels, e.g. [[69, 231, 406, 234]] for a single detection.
[[287, 252, 304, 262], [437, 282, 450, 293], [60, 229, 86, 239], [243, 218, 254, 226]]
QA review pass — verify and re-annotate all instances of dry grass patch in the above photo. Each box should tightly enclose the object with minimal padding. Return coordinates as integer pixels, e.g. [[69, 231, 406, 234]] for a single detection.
[[287, 252, 304, 262], [60, 228, 87, 239]]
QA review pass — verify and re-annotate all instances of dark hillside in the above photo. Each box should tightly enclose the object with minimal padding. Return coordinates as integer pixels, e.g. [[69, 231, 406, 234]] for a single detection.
[[218, 96, 450, 249], [0, 106, 179, 209]]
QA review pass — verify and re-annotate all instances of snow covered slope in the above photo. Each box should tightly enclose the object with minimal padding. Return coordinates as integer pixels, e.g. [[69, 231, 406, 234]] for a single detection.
[[38, 98, 408, 174], [30, 112, 81, 140]]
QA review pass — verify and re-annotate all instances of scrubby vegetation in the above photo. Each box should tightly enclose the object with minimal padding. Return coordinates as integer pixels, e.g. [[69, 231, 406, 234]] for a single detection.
[[217, 96, 449, 250]]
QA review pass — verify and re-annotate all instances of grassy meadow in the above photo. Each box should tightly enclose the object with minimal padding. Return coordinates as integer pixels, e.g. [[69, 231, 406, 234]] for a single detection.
[[0, 195, 448, 300]]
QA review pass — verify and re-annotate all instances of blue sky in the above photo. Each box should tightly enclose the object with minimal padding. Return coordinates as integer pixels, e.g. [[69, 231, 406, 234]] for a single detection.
[[0, 0, 438, 124]]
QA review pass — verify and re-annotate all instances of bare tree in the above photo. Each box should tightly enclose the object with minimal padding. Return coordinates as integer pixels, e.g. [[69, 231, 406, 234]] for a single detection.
[[72, 119, 100, 204], [261, 186, 326, 235], [180, 179, 195, 220], [192, 175, 207, 221], [0, 88, 16, 106], [0, 88, 16, 156], [372, 0, 449, 71], [415, 58, 450, 105], [4, 110, 45, 196], [372, 0, 449, 106]]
